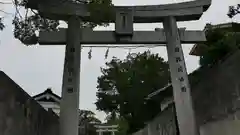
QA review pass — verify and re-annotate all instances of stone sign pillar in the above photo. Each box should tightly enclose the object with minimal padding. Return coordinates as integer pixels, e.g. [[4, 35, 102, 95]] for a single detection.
[[60, 16, 81, 135], [163, 16, 199, 135]]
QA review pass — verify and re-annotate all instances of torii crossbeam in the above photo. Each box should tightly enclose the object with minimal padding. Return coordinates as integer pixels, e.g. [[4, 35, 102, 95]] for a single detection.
[[27, 0, 211, 22], [25, 0, 212, 135], [38, 28, 206, 45]]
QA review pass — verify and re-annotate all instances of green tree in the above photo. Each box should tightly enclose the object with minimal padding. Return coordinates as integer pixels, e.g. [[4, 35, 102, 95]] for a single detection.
[[199, 24, 240, 66], [0, 18, 4, 30], [79, 110, 101, 135], [95, 51, 172, 133], [106, 117, 129, 135], [200, 4, 240, 66], [228, 4, 240, 18], [0, 0, 113, 45]]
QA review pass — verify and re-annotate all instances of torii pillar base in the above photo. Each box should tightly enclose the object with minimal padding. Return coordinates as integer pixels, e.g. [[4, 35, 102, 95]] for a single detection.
[[60, 16, 81, 135], [163, 16, 199, 135]]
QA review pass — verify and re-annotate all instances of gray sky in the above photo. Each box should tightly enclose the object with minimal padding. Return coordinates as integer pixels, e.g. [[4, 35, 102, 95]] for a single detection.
[[0, 0, 240, 121]]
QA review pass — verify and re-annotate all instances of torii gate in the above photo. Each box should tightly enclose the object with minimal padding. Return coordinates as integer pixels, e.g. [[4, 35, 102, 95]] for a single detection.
[[25, 0, 212, 135], [94, 125, 118, 135]]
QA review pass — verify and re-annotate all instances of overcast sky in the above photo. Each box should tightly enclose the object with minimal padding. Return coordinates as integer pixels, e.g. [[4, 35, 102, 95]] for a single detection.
[[0, 0, 240, 121]]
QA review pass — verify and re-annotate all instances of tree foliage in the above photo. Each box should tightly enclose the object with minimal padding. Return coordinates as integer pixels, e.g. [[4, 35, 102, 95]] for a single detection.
[[0, 18, 5, 30], [200, 4, 240, 67], [1, 0, 113, 45], [79, 110, 101, 124], [96, 51, 171, 133], [79, 110, 101, 135], [106, 117, 129, 135], [199, 24, 240, 67], [228, 4, 240, 18]]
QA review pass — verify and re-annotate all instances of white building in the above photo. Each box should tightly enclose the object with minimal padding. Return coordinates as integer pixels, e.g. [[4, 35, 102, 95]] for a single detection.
[[33, 88, 96, 135], [33, 88, 61, 116], [33, 88, 118, 135]]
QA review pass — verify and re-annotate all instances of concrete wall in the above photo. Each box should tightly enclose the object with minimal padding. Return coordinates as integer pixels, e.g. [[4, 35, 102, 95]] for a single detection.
[[0, 71, 59, 135], [132, 105, 177, 135], [141, 108, 240, 135], [200, 110, 240, 135], [192, 51, 240, 125], [133, 50, 240, 135], [147, 105, 176, 135]]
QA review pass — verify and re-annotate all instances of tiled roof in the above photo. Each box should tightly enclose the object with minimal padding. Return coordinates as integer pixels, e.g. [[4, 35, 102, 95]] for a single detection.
[[33, 88, 61, 103]]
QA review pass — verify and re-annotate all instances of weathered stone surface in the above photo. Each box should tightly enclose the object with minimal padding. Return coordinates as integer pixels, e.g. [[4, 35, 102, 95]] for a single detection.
[[38, 28, 206, 45], [27, 0, 211, 22], [138, 50, 240, 135], [132, 104, 177, 135], [192, 51, 240, 125], [60, 16, 81, 135], [164, 16, 199, 135], [115, 9, 133, 36], [199, 111, 240, 135], [0, 71, 59, 135], [148, 105, 177, 135]]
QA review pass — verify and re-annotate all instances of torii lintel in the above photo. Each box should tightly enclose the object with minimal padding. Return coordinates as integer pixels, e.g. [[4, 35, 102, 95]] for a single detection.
[[27, 0, 211, 22]]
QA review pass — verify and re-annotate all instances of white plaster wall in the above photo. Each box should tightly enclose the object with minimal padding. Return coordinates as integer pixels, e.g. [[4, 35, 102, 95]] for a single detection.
[[38, 101, 60, 116], [200, 112, 240, 135]]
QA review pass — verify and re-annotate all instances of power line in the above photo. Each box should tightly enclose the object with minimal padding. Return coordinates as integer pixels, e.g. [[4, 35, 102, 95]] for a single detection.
[[0, 9, 14, 15], [85, 44, 162, 60], [0, 1, 12, 4], [80, 44, 163, 48]]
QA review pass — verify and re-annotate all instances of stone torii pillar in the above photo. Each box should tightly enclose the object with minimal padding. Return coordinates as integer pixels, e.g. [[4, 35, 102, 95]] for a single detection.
[[25, 0, 212, 135], [60, 16, 81, 135], [163, 16, 198, 135]]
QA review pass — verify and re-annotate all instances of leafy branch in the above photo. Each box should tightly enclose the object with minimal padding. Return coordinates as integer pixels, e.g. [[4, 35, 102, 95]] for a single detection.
[[228, 4, 240, 18], [2, 0, 113, 45], [0, 18, 5, 30], [199, 24, 240, 67]]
